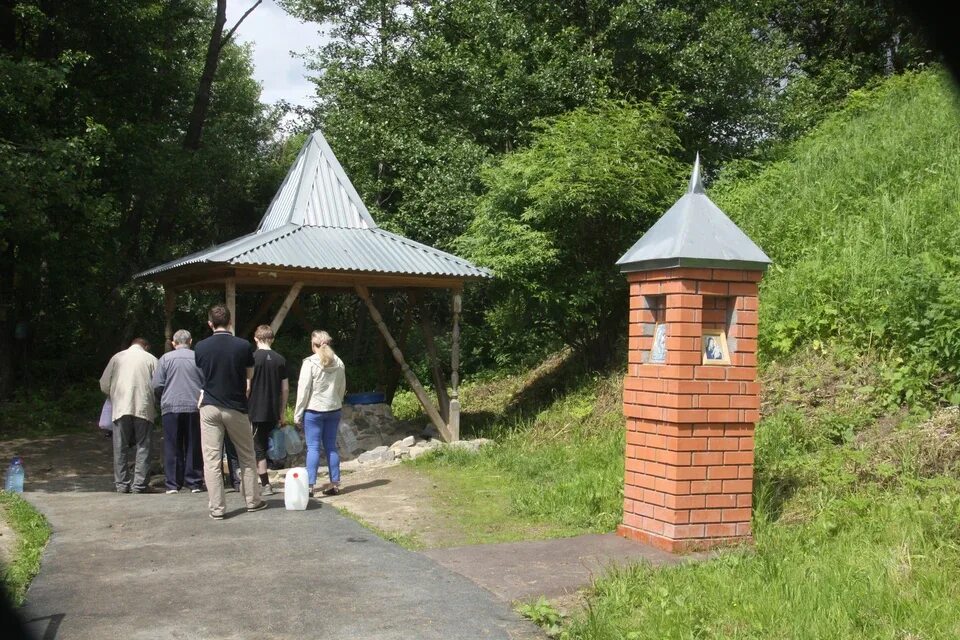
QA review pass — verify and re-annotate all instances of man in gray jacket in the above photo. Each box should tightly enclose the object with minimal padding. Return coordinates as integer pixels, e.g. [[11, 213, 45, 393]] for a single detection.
[[100, 338, 158, 493], [152, 329, 205, 494]]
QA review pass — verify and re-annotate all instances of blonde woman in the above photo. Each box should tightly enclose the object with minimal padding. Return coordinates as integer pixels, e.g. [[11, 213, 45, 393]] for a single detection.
[[293, 330, 347, 496]]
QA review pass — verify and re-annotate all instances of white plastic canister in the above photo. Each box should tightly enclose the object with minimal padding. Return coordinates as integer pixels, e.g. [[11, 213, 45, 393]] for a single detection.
[[284, 467, 309, 511]]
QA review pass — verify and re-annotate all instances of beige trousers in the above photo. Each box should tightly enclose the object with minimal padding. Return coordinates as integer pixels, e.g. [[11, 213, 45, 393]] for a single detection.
[[199, 405, 262, 516]]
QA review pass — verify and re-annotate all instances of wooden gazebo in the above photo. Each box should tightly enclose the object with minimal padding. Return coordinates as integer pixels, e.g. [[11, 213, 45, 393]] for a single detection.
[[136, 131, 492, 442]]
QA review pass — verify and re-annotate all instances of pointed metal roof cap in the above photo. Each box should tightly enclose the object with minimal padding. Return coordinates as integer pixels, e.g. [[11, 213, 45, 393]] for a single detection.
[[616, 156, 771, 273], [256, 130, 378, 231]]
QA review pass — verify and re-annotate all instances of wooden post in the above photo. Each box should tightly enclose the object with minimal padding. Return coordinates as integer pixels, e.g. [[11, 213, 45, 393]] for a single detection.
[[356, 285, 453, 442], [163, 288, 177, 352], [269, 282, 304, 334], [240, 292, 281, 339], [419, 309, 450, 422], [449, 288, 462, 441], [225, 278, 236, 332]]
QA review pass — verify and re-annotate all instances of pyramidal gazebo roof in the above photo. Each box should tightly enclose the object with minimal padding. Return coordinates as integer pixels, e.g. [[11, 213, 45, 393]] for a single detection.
[[617, 155, 771, 273], [137, 131, 491, 284]]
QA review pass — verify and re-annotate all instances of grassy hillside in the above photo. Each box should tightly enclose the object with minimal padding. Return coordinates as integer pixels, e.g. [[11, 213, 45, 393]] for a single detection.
[[717, 70, 960, 406], [408, 69, 960, 638]]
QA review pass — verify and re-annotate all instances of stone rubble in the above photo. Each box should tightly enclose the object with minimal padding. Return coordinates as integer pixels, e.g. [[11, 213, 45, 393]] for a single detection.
[[275, 400, 494, 476]]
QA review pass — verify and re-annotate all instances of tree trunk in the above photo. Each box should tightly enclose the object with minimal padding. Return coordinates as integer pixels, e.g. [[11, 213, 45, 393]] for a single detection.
[[184, 0, 227, 150]]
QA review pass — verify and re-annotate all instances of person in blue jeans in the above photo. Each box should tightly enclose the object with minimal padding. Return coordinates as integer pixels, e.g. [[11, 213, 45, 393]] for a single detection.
[[293, 330, 346, 497]]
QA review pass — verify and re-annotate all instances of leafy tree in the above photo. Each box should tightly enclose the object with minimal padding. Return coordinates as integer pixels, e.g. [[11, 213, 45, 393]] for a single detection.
[[0, 0, 277, 399], [459, 101, 683, 366]]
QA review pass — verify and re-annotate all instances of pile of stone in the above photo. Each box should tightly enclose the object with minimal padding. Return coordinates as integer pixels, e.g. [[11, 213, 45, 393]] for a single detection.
[[279, 399, 494, 473], [339, 436, 494, 472]]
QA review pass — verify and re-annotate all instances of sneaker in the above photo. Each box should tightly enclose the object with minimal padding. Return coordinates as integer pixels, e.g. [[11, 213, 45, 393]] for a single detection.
[[190, 487, 204, 494], [261, 484, 274, 496], [116, 486, 131, 494], [246, 500, 268, 513], [322, 485, 341, 496], [209, 512, 224, 520], [166, 489, 179, 494]]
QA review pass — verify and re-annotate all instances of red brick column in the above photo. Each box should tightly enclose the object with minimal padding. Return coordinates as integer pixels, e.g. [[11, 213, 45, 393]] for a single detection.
[[618, 267, 762, 552]]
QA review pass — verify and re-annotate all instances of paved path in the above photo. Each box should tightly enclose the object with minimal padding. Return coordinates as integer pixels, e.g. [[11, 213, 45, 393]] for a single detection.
[[425, 533, 702, 603], [20, 484, 541, 640]]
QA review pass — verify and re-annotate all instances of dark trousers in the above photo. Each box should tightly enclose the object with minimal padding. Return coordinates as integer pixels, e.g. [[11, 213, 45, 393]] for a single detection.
[[161, 412, 203, 490]]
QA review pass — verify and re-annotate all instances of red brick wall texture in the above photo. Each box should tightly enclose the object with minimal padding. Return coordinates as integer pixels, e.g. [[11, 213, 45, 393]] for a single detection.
[[619, 267, 762, 552]]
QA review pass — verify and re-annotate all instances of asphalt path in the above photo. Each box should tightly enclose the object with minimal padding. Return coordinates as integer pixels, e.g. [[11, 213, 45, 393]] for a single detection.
[[20, 483, 541, 640]]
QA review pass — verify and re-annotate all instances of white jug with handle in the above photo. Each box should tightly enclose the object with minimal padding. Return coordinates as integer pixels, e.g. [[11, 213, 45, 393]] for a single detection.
[[284, 467, 309, 511]]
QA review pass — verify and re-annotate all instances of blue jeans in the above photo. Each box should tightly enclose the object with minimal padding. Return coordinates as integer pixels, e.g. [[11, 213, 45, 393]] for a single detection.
[[304, 409, 341, 486]]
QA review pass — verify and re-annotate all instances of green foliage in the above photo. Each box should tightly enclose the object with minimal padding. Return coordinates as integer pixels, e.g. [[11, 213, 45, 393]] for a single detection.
[[532, 349, 960, 639], [516, 597, 565, 638], [460, 101, 682, 363], [411, 368, 626, 540], [564, 488, 960, 639], [716, 70, 960, 405], [0, 0, 278, 397], [0, 382, 102, 436], [0, 491, 52, 606]]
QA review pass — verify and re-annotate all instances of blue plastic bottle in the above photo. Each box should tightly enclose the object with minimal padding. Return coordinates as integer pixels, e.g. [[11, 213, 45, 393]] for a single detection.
[[5, 457, 25, 493]]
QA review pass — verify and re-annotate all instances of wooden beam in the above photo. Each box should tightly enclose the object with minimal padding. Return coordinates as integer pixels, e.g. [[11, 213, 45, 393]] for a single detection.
[[419, 307, 450, 422], [269, 282, 304, 335], [225, 278, 236, 332], [163, 288, 177, 352], [449, 288, 462, 441], [240, 292, 281, 340], [355, 285, 453, 442]]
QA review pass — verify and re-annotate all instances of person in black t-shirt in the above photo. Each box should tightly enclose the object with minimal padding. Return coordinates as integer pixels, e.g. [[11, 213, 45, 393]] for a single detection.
[[247, 325, 289, 495], [193, 304, 266, 519]]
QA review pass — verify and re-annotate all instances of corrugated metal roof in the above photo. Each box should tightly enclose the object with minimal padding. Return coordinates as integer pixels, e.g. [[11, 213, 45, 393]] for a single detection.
[[136, 130, 491, 281], [616, 155, 771, 273], [256, 131, 377, 231]]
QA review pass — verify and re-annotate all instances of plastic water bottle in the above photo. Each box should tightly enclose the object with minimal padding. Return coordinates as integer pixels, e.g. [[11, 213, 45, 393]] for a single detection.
[[284, 467, 309, 511], [5, 457, 25, 493]]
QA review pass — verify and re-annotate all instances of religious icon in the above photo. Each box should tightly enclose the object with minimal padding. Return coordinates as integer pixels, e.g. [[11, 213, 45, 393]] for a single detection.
[[650, 323, 667, 363], [701, 330, 730, 365]]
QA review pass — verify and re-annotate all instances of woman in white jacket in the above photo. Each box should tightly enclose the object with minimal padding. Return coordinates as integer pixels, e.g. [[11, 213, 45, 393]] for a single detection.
[[293, 330, 347, 496]]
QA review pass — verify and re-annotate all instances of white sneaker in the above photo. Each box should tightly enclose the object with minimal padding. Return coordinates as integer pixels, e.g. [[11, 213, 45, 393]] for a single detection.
[[165, 489, 178, 495], [261, 484, 274, 496]]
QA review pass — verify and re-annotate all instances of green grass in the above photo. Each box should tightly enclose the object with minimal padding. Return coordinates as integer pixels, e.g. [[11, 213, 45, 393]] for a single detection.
[[0, 492, 52, 606], [406, 363, 626, 544], [716, 69, 960, 405], [553, 346, 960, 638], [0, 381, 102, 437], [564, 486, 960, 639]]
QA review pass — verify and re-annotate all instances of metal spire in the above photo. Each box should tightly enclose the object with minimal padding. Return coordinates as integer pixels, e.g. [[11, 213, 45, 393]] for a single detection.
[[687, 152, 705, 194]]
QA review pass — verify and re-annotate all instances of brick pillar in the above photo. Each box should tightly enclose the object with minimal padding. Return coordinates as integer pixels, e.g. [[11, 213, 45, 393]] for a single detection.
[[617, 267, 762, 552]]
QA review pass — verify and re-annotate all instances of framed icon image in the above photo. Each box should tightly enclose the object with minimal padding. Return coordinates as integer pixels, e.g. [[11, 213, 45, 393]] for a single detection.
[[650, 323, 667, 363], [701, 329, 730, 365]]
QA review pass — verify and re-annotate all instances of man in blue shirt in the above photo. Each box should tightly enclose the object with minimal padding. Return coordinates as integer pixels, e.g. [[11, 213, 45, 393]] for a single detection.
[[194, 305, 266, 519]]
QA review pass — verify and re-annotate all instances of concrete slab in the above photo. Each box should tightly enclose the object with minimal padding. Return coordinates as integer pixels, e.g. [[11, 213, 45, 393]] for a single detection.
[[20, 489, 542, 640], [424, 533, 705, 603]]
